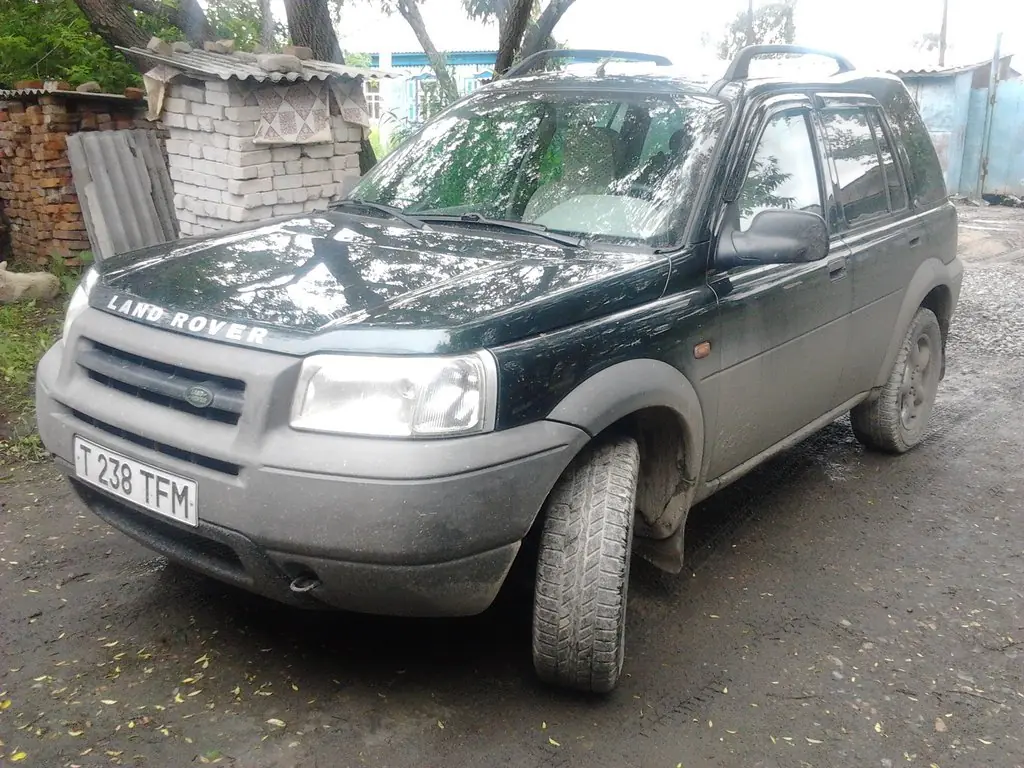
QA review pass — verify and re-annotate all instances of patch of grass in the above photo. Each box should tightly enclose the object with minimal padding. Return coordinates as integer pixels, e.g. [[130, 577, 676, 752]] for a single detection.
[[0, 299, 62, 458], [0, 253, 85, 463]]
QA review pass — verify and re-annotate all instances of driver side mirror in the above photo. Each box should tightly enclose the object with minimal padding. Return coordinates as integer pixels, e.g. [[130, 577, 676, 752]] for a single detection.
[[715, 208, 829, 271]]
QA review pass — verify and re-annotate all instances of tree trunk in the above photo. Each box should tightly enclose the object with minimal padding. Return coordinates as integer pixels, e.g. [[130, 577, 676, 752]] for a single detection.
[[260, 0, 276, 49], [520, 0, 576, 61], [396, 0, 460, 104], [73, 0, 151, 50], [494, 0, 534, 74], [125, 0, 214, 46], [282, 0, 345, 63]]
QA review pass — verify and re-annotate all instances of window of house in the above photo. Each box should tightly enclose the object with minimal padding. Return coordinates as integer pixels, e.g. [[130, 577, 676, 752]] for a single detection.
[[820, 108, 890, 226], [364, 80, 382, 121], [737, 110, 823, 231]]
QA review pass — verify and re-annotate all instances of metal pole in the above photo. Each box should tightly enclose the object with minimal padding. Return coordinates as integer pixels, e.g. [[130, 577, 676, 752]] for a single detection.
[[976, 32, 1002, 199], [747, 0, 756, 47], [938, 0, 948, 66]]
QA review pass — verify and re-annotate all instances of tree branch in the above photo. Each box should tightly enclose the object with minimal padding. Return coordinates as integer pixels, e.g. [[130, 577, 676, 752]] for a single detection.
[[520, 0, 576, 61], [123, 0, 214, 46], [494, 0, 533, 74], [396, 0, 460, 104]]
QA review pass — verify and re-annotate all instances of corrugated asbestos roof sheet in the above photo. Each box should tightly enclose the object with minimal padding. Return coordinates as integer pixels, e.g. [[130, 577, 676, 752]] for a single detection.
[[0, 88, 132, 101], [889, 55, 1015, 76], [118, 47, 397, 83]]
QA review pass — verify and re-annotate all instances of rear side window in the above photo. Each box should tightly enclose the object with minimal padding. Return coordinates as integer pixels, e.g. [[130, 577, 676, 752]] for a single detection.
[[820, 107, 905, 226], [868, 111, 908, 212]]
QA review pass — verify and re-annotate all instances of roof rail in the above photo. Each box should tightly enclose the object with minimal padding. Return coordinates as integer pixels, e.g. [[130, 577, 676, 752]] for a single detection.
[[721, 44, 855, 81], [503, 49, 673, 79]]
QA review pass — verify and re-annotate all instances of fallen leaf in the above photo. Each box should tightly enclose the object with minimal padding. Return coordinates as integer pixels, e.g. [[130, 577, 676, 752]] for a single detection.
[[11, 752, 27, 762], [934, 718, 947, 733], [291, 684, 299, 692], [770, 735, 777, 744], [979, 739, 992, 746], [266, 718, 286, 728], [548, 737, 560, 747], [437, 720, 444, 729], [874, 722, 883, 733], [68, 730, 84, 737], [0, 700, 10, 710], [806, 738, 823, 744], [174, 693, 184, 704], [102, 641, 118, 648], [100, 699, 116, 705], [541, 722, 547, 730]]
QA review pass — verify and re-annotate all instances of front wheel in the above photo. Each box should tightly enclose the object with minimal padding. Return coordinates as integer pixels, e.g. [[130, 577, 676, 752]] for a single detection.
[[851, 307, 943, 453], [531, 435, 640, 693]]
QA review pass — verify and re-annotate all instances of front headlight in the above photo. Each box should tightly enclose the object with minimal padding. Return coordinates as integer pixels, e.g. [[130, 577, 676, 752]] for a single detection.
[[290, 352, 498, 438], [61, 267, 99, 345]]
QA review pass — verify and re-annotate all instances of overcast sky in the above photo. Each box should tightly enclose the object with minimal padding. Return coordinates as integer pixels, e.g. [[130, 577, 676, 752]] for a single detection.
[[321, 0, 1019, 74]]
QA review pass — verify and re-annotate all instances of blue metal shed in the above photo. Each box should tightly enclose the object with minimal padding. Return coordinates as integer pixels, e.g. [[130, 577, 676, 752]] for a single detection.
[[892, 56, 1023, 197]]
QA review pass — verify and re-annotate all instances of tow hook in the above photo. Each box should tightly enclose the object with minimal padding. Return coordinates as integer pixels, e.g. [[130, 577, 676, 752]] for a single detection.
[[289, 574, 322, 594]]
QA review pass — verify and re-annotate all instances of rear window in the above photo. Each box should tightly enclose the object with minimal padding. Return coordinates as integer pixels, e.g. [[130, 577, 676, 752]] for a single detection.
[[821, 109, 887, 225], [881, 87, 948, 206]]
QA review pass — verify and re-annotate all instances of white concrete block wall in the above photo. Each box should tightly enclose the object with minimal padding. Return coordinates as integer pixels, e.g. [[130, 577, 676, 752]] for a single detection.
[[165, 77, 365, 236]]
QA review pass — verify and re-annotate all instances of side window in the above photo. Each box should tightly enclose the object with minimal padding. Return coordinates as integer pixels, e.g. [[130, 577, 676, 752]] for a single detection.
[[820, 108, 889, 226], [737, 110, 823, 231], [867, 111, 908, 212]]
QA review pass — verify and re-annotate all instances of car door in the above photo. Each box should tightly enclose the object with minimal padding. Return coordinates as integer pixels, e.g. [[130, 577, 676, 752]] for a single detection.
[[813, 96, 920, 400], [704, 95, 854, 480]]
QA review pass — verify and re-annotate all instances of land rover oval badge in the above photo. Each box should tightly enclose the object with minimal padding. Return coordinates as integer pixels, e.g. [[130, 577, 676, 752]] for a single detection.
[[185, 385, 214, 409]]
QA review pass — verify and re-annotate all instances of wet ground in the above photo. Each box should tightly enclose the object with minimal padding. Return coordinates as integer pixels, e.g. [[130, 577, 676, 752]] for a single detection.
[[3, 205, 1024, 768]]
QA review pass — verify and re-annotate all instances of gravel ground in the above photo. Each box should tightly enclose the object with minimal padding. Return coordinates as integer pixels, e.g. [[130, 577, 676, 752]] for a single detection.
[[2, 205, 1023, 768]]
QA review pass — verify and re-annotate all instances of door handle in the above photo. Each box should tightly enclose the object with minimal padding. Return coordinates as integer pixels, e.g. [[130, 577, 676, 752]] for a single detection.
[[908, 235, 921, 248], [827, 255, 847, 280]]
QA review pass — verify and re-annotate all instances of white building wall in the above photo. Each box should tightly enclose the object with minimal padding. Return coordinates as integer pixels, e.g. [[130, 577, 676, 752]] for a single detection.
[[162, 78, 363, 237]]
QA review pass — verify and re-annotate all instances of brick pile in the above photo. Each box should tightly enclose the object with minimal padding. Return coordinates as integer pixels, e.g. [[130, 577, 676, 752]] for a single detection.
[[0, 93, 158, 266], [162, 78, 363, 236]]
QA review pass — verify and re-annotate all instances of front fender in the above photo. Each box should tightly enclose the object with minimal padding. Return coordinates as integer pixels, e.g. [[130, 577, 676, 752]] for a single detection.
[[547, 358, 706, 544]]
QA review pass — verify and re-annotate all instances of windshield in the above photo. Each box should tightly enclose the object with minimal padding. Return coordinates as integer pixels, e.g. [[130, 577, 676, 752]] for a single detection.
[[350, 88, 727, 247]]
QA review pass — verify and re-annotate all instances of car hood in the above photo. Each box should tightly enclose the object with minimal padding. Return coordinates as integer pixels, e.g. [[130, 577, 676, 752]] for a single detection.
[[93, 213, 669, 354]]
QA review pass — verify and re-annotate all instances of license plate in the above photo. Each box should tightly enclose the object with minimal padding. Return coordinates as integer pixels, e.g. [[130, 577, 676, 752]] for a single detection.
[[73, 436, 198, 526]]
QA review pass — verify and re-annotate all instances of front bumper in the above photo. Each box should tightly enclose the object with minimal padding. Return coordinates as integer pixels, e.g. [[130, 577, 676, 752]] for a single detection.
[[36, 320, 588, 616]]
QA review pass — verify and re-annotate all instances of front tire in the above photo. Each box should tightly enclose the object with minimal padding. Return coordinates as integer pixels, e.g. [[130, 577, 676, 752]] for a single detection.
[[531, 435, 640, 693], [851, 307, 943, 453]]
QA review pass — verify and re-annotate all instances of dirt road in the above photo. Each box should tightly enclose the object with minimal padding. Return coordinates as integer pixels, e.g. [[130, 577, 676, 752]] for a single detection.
[[2, 206, 1023, 768]]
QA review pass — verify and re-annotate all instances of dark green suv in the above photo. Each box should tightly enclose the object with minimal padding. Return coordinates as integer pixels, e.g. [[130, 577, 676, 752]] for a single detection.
[[36, 45, 961, 693]]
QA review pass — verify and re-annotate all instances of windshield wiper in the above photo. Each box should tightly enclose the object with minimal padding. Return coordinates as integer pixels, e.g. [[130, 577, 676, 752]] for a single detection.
[[330, 199, 430, 230], [416, 212, 584, 248]]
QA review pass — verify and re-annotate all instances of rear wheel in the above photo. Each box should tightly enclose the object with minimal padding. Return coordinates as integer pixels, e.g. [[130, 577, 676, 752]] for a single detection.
[[851, 307, 943, 453], [531, 435, 640, 693]]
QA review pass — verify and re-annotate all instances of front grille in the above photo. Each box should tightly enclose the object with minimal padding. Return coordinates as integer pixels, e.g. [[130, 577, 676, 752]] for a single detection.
[[78, 341, 245, 425], [72, 409, 241, 476]]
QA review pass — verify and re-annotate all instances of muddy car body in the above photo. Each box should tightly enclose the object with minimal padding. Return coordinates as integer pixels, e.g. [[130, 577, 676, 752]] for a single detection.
[[36, 46, 962, 692]]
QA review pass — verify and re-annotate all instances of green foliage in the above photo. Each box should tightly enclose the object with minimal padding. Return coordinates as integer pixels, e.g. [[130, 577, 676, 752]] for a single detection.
[[205, 0, 286, 51], [0, 0, 140, 90], [345, 51, 372, 68], [718, 0, 797, 61]]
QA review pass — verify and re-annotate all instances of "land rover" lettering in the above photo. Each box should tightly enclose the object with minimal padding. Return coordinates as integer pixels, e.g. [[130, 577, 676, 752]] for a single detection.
[[106, 295, 267, 345]]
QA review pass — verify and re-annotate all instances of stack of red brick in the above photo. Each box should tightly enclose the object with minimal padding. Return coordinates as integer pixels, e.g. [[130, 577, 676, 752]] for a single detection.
[[0, 92, 153, 267]]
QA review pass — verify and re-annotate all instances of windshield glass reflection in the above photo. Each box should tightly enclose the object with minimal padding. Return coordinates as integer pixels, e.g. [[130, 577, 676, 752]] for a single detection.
[[352, 88, 727, 247]]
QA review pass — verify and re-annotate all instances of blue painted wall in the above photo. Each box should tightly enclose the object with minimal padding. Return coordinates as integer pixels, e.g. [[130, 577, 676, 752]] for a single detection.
[[960, 77, 1024, 196], [901, 72, 974, 194], [902, 68, 1024, 197]]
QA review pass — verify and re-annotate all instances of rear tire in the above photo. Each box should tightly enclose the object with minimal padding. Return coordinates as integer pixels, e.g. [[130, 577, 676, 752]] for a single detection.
[[851, 307, 943, 454], [531, 435, 640, 693]]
